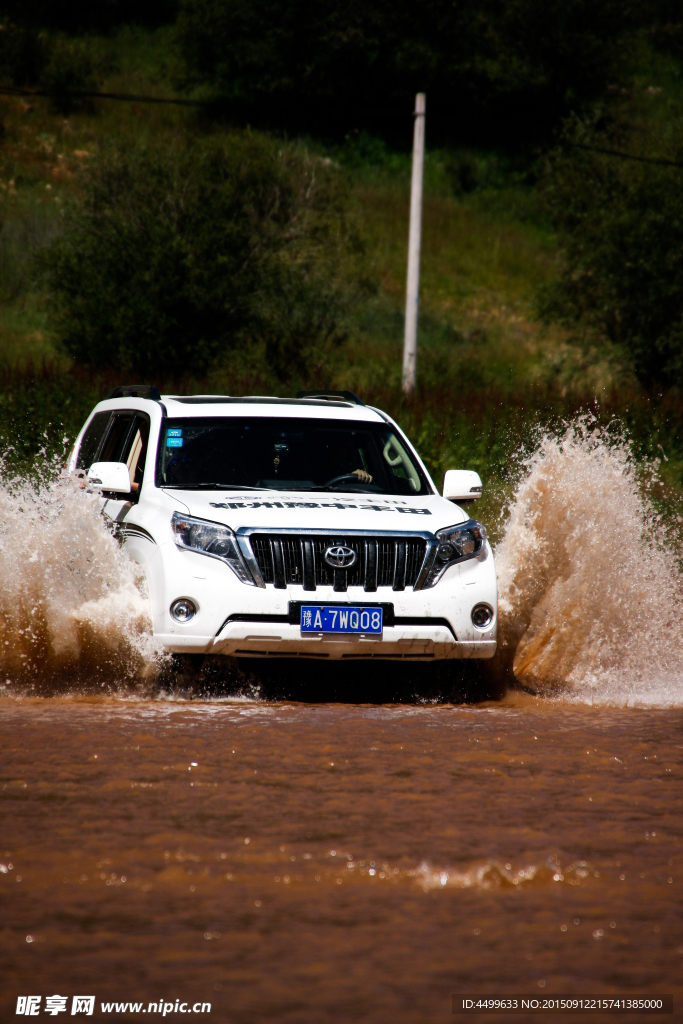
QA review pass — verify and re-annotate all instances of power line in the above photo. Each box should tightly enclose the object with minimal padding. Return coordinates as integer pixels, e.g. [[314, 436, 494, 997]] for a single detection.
[[0, 85, 413, 116], [3, 84, 682, 167], [568, 141, 683, 169], [0, 85, 205, 106]]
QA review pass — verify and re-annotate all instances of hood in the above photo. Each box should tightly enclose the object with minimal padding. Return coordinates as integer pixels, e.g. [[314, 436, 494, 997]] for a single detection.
[[163, 490, 471, 533]]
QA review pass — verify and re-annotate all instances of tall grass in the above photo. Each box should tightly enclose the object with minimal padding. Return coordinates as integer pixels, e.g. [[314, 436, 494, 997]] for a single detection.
[[2, 358, 681, 542]]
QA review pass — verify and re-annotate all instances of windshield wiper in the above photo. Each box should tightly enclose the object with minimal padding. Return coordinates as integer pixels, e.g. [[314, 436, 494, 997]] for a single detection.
[[254, 484, 377, 493], [163, 484, 266, 490], [305, 485, 378, 492]]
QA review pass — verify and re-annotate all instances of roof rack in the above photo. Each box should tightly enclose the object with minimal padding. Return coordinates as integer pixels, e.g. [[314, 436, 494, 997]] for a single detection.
[[295, 389, 365, 406], [108, 384, 161, 401]]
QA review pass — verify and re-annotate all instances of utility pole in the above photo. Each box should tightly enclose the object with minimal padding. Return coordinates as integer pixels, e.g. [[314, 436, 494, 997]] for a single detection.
[[402, 92, 426, 397]]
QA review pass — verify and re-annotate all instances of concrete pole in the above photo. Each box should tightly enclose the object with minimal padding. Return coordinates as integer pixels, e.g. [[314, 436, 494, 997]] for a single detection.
[[402, 92, 426, 397]]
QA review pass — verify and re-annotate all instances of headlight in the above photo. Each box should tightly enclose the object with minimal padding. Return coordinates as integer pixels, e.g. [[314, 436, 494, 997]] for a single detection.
[[422, 519, 487, 589], [171, 512, 254, 585]]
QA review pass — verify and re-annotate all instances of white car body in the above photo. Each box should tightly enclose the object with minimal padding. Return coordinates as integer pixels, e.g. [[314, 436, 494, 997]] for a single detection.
[[69, 391, 497, 663]]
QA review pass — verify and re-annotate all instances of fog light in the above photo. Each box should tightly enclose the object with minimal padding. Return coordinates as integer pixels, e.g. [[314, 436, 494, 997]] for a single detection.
[[471, 603, 493, 628], [171, 598, 197, 623]]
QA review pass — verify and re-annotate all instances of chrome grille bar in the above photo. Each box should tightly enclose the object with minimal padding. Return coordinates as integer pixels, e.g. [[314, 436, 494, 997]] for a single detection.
[[364, 539, 378, 592], [302, 539, 316, 591], [393, 540, 407, 591], [244, 530, 433, 592], [333, 567, 348, 593], [271, 538, 286, 589]]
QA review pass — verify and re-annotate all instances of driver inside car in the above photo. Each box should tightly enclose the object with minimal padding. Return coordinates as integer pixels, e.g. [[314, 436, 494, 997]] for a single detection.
[[272, 437, 373, 486], [328, 435, 373, 485]]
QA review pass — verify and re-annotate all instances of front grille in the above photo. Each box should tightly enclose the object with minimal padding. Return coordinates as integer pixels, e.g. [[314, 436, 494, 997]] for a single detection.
[[249, 534, 429, 592]]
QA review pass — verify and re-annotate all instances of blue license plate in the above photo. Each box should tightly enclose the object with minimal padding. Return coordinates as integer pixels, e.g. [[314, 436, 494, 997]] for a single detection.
[[300, 605, 383, 634]]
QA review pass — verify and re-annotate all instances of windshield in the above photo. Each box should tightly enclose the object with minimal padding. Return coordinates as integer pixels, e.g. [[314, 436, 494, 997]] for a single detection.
[[156, 417, 431, 495]]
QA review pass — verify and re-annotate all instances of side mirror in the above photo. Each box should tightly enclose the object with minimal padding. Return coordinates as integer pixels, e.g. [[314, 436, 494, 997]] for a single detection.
[[443, 469, 483, 504], [87, 461, 131, 493]]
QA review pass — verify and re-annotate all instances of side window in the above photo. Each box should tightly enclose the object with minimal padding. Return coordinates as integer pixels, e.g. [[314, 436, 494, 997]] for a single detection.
[[76, 412, 111, 471], [80, 411, 151, 498], [123, 416, 150, 497], [99, 414, 136, 464]]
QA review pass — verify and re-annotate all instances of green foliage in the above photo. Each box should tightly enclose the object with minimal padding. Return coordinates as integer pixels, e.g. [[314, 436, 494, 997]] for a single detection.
[[540, 100, 683, 390], [175, 0, 657, 143], [39, 132, 360, 379]]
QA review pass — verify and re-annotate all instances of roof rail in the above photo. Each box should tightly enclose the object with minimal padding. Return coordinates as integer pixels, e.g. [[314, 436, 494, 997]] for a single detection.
[[108, 384, 161, 401], [295, 389, 365, 406]]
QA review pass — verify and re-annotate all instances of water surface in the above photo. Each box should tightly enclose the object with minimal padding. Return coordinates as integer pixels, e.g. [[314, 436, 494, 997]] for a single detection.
[[2, 693, 682, 1022]]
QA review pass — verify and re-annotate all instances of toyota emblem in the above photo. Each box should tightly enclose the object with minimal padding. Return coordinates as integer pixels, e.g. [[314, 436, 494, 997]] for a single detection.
[[323, 544, 357, 569]]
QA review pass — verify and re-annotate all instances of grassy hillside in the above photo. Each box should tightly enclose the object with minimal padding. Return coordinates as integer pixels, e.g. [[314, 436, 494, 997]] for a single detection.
[[1, 26, 682, 529]]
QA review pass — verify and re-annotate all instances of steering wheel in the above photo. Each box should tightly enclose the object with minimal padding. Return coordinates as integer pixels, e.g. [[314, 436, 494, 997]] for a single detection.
[[322, 473, 366, 488]]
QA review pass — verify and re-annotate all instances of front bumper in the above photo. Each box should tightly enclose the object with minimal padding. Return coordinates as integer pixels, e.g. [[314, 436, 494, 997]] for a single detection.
[[156, 621, 496, 660], [125, 529, 498, 662]]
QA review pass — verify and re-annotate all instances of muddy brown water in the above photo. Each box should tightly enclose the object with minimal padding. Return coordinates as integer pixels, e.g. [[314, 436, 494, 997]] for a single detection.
[[2, 691, 682, 1023], [3, 426, 683, 1021]]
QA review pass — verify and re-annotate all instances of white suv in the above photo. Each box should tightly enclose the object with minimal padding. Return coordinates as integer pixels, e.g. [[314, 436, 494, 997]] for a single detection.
[[70, 387, 497, 663]]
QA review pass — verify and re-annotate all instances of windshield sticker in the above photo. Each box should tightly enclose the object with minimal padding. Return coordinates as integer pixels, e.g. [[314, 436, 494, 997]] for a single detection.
[[167, 428, 183, 437], [209, 501, 431, 514], [166, 438, 183, 447], [207, 496, 411, 505]]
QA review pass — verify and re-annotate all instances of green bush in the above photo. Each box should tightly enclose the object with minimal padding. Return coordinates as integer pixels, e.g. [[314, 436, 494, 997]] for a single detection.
[[39, 132, 360, 379], [540, 107, 683, 390]]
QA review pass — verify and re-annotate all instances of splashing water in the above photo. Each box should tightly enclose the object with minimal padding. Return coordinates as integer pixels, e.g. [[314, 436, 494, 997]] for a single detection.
[[0, 462, 160, 693], [1, 420, 682, 704], [495, 420, 683, 705]]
